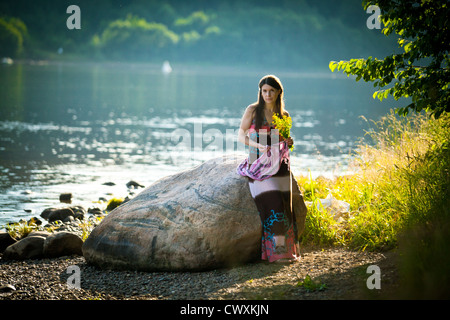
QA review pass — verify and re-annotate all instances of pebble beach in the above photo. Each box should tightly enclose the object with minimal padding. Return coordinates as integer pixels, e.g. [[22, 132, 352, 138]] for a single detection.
[[0, 245, 399, 301]]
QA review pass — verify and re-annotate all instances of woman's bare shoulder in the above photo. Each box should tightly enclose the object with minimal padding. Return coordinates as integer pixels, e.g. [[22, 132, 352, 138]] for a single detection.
[[246, 103, 258, 112], [243, 104, 257, 116]]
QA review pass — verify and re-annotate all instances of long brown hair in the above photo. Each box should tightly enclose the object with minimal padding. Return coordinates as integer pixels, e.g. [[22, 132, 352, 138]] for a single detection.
[[252, 75, 286, 129]]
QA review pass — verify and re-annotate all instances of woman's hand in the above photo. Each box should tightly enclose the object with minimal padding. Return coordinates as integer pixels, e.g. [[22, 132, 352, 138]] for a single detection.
[[257, 144, 270, 154], [280, 136, 294, 147], [285, 137, 294, 147]]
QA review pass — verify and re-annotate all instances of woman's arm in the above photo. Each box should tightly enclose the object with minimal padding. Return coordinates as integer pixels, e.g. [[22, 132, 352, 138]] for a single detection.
[[237, 105, 267, 152]]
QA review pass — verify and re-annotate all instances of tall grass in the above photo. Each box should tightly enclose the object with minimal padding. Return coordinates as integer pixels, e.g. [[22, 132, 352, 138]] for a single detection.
[[297, 110, 450, 253]]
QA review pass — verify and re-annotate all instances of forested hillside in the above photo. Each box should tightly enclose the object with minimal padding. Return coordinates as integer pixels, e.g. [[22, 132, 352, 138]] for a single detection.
[[0, 0, 397, 69]]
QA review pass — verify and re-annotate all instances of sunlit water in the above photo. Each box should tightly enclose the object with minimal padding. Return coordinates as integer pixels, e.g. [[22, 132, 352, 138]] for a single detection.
[[0, 62, 398, 226]]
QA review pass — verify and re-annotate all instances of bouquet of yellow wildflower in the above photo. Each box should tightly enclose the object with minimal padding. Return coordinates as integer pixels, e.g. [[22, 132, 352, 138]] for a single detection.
[[272, 113, 294, 151]]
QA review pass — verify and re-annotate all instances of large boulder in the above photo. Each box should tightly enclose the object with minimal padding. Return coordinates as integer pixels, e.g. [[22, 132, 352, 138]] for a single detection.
[[82, 155, 307, 271]]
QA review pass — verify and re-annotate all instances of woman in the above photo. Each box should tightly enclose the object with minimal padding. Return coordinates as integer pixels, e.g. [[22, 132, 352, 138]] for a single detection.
[[237, 75, 299, 263]]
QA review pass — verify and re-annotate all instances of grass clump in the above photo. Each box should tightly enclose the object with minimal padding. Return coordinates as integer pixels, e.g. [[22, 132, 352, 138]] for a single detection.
[[106, 197, 124, 212], [296, 274, 327, 292], [5, 219, 40, 240], [297, 110, 450, 252], [297, 110, 450, 298]]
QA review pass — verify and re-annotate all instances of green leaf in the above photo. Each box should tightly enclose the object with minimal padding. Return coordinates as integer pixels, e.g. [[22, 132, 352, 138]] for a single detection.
[[356, 59, 364, 69], [404, 42, 413, 53], [329, 61, 338, 72], [373, 91, 379, 99]]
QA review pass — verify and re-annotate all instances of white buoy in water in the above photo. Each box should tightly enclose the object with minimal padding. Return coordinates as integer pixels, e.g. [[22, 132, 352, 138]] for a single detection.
[[1, 57, 13, 65], [162, 60, 172, 74]]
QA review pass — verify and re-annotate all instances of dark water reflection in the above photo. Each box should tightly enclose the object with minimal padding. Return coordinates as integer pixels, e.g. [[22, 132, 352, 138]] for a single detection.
[[0, 62, 398, 225]]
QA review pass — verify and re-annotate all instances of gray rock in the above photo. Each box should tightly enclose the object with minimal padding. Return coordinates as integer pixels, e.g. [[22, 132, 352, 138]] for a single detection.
[[59, 193, 72, 203], [27, 231, 52, 238], [0, 231, 16, 253], [62, 215, 74, 223], [88, 207, 103, 215], [83, 155, 307, 271], [126, 180, 145, 189], [41, 207, 74, 223], [27, 217, 42, 226], [43, 231, 83, 257], [3, 235, 46, 260], [0, 284, 16, 293], [70, 206, 86, 220]]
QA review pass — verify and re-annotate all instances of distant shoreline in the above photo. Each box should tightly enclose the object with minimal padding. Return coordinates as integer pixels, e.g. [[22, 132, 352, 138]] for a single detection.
[[4, 58, 337, 78]]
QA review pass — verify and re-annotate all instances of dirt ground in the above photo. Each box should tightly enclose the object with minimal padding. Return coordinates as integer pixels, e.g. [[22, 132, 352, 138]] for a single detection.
[[1, 244, 401, 301]]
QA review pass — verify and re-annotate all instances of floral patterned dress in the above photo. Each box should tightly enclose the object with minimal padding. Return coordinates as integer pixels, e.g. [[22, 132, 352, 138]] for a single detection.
[[238, 116, 299, 262]]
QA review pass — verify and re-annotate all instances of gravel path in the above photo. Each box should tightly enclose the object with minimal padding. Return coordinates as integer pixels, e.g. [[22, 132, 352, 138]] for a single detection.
[[0, 245, 399, 300]]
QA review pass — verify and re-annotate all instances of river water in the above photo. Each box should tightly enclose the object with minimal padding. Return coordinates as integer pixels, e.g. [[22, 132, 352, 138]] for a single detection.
[[0, 61, 397, 226]]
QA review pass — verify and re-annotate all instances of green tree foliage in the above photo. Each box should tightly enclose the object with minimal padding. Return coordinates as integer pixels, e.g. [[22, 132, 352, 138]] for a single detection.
[[1, 0, 397, 67], [171, 10, 220, 61], [93, 14, 179, 60], [0, 16, 28, 57], [329, 0, 450, 118]]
